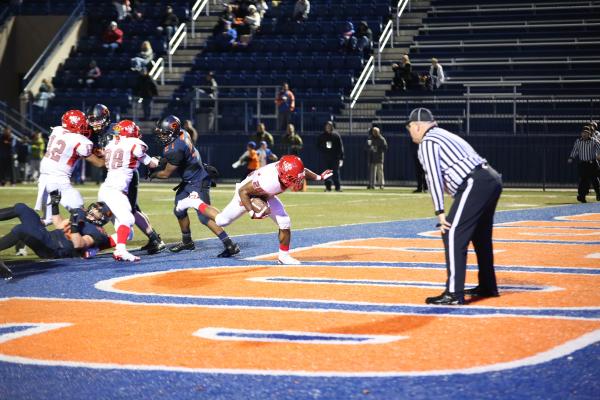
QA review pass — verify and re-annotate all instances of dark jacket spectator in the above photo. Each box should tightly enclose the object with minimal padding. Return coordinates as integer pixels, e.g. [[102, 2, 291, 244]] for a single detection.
[[339, 21, 355, 52], [135, 70, 158, 120], [293, 0, 310, 21], [252, 123, 274, 148], [0, 127, 17, 185], [355, 21, 373, 59], [157, 5, 179, 38], [317, 121, 344, 191], [281, 124, 303, 155], [80, 60, 101, 88]]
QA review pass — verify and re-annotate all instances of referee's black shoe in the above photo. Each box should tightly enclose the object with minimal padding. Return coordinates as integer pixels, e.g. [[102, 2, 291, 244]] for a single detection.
[[465, 286, 499, 298], [0, 261, 13, 281], [425, 291, 464, 305], [577, 195, 587, 203]]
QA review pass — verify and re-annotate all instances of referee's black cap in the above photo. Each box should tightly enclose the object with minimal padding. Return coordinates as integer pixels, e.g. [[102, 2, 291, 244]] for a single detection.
[[406, 108, 435, 126]]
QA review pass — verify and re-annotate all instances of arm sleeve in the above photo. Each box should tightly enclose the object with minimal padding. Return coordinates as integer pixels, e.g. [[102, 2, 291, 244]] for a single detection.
[[569, 140, 579, 160], [419, 140, 445, 214]]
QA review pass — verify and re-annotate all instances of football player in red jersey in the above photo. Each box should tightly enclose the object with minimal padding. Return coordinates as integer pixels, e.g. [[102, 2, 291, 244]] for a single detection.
[[176, 155, 332, 265]]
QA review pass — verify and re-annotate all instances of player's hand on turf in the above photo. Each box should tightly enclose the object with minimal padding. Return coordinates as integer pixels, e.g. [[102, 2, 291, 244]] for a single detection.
[[319, 169, 333, 181], [49, 190, 62, 206]]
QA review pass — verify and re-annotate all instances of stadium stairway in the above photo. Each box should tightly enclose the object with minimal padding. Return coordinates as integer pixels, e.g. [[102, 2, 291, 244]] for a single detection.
[[334, 0, 431, 134]]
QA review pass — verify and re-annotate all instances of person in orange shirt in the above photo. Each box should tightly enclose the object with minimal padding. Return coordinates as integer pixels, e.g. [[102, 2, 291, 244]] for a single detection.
[[275, 82, 295, 132], [232, 141, 260, 177]]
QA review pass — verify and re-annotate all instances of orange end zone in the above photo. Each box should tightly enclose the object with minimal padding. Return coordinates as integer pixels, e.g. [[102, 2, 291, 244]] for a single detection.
[[1, 298, 599, 374], [419, 227, 600, 243], [105, 266, 600, 308], [256, 238, 600, 269]]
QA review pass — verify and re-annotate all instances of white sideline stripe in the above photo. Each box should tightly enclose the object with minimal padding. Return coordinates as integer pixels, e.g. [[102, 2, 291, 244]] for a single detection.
[[193, 327, 407, 345], [319, 245, 505, 254], [586, 253, 600, 259], [0, 325, 597, 377], [0, 323, 72, 344], [555, 213, 600, 222], [91, 271, 600, 313]]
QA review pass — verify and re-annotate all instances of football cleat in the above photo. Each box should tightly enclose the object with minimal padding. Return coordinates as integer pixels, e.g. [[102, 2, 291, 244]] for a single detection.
[[169, 241, 195, 253], [217, 242, 240, 258], [113, 249, 140, 262], [142, 238, 166, 255], [175, 196, 202, 213], [277, 252, 301, 265], [0, 261, 13, 280]]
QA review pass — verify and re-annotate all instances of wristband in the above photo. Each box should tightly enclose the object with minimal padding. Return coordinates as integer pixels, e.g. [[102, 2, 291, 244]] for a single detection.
[[315, 175, 322, 181], [435, 210, 445, 216]]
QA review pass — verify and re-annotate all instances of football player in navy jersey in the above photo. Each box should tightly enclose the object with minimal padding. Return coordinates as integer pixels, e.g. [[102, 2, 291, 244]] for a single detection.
[[86, 104, 166, 255], [0, 191, 115, 280], [149, 115, 240, 257]]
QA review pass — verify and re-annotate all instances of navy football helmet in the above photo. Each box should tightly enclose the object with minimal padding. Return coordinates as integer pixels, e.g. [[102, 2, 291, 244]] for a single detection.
[[85, 202, 113, 226], [86, 104, 111, 133], [155, 115, 181, 145]]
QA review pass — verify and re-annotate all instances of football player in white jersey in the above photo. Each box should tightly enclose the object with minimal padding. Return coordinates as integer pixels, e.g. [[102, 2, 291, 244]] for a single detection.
[[176, 155, 332, 265], [35, 109, 106, 224], [98, 119, 159, 262]]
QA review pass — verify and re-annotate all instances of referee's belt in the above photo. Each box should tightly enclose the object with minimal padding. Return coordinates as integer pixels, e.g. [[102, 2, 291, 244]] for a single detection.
[[465, 163, 489, 179]]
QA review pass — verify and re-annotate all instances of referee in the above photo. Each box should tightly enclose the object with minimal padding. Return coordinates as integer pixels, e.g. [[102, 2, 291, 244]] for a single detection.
[[568, 125, 600, 203], [406, 108, 503, 305]]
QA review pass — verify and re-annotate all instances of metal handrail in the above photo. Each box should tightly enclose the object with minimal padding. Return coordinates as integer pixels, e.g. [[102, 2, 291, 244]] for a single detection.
[[167, 22, 188, 71], [191, 0, 210, 38], [377, 20, 393, 72], [395, 0, 410, 33], [0, 100, 49, 137], [22, 0, 85, 89], [149, 57, 165, 85]]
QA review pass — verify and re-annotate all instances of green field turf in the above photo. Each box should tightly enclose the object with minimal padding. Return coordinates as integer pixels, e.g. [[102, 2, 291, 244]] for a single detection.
[[0, 182, 579, 260]]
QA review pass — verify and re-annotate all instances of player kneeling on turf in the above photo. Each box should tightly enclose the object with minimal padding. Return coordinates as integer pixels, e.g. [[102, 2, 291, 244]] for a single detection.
[[0, 191, 115, 280], [176, 155, 332, 265]]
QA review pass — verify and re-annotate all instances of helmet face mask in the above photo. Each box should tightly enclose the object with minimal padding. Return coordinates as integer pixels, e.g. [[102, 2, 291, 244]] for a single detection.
[[86, 104, 110, 132], [85, 202, 112, 226], [155, 115, 181, 145]]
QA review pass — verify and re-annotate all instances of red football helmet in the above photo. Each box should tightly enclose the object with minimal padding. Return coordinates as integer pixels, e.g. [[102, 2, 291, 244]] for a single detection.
[[115, 120, 140, 138], [277, 155, 305, 191], [61, 110, 88, 135]]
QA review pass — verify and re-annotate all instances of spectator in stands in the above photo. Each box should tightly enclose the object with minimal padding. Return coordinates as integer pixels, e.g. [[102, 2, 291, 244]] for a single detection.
[[256, 0, 268, 18], [131, 41, 154, 72], [338, 21, 355, 53], [79, 60, 101, 88], [281, 123, 303, 156], [196, 71, 218, 132], [429, 58, 446, 90], [317, 121, 344, 192], [215, 20, 238, 51], [252, 122, 274, 148], [355, 21, 373, 59], [391, 54, 415, 92], [213, 4, 235, 36], [16, 139, 30, 182], [32, 79, 55, 114], [0, 127, 17, 186], [112, 0, 131, 21], [135, 68, 158, 120], [232, 141, 260, 177], [157, 5, 179, 41], [257, 141, 278, 167], [102, 21, 123, 54], [29, 131, 44, 182], [568, 125, 600, 203], [275, 82, 295, 132], [183, 120, 199, 144], [292, 0, 310, 22], [366, 126, 387, 190]]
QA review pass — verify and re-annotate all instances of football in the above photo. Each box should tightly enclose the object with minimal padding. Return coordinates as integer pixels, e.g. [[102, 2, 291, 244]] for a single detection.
[[250, 197, 271, 217]]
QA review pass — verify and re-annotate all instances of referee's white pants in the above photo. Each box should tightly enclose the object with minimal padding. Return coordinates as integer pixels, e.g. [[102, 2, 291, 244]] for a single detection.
[[35, 174, 84, 224], [98, 186, 135, 230]]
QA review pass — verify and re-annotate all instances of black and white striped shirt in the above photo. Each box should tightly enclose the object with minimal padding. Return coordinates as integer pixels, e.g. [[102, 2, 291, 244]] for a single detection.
[[418, 127, 485, 214], [569, 138, 600, 162]]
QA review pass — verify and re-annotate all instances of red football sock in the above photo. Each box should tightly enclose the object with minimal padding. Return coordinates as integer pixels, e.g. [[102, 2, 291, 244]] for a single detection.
[[279, 244, 290, 252], [116, 225, 131, 245]]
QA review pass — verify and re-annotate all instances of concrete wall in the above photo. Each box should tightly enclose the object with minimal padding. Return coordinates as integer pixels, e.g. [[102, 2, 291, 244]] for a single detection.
[[0, 17, 15, 69], [0, 15, 85, 109]]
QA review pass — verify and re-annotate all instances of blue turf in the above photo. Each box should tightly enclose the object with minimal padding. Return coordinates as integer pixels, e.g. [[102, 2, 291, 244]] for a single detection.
[[0, 202, 599, 399]]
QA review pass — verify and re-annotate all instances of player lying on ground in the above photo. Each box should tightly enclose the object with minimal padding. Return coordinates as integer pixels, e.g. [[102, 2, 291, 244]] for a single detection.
[[176, 155, 332, 265], [87, 104, 165, 254], [0, 192, 115, 280], [149, 115, 240, 257]]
